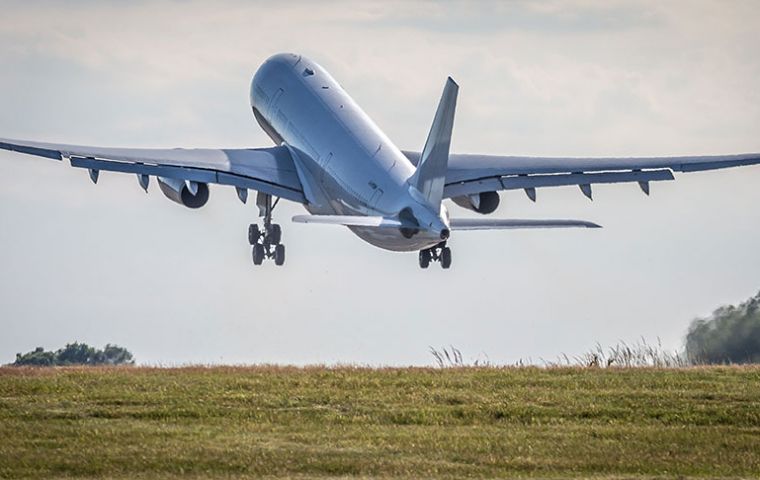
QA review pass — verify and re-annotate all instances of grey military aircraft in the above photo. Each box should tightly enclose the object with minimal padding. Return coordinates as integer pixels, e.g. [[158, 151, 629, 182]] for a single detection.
[[2, 53, 760, 269]]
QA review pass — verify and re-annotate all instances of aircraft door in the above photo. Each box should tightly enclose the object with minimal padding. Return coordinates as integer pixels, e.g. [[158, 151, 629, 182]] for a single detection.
[[369, 187, 384, 210], [320, 152, 333, 187], [269, 88, 284, 118]]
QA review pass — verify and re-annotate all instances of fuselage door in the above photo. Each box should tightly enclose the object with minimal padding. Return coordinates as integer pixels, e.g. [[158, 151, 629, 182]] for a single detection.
[[320, 152, 333, 187], [369, 187, 384, 211], [269, 88, 284, 119]]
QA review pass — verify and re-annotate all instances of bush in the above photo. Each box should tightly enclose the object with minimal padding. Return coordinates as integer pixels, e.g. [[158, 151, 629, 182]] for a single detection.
[[685, 291, 760, 364], [13, 343, 134, 366], [13, 347, 56, 366]]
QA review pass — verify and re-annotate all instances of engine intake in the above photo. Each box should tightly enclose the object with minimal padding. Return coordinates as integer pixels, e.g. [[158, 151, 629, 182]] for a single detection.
[[157, 177, 209, 209], [452, 191, 500, 214]]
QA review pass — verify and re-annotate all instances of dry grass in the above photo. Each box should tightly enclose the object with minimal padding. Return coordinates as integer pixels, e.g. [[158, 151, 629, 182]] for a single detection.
[[1, 365, 759, 479]]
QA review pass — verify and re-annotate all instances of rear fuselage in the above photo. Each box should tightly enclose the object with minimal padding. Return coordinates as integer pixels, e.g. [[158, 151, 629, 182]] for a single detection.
[[250, 53, 447, 251]]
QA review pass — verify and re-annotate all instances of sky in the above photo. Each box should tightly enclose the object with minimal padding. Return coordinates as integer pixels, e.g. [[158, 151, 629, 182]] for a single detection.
[[1, 0, 759, 366]]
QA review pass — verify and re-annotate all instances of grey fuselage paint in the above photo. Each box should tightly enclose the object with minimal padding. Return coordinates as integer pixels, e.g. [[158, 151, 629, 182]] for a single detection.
[[250, 53, 449, 252]]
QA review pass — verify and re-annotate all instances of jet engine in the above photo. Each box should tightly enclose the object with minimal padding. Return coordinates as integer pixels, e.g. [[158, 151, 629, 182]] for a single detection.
[[157, 177, 209, 209], [451, 191, 500, 214]]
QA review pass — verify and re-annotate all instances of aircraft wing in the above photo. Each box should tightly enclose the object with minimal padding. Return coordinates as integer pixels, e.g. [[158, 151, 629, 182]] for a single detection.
[[0, 137, 306, 203], [403, 151, 760, 200]]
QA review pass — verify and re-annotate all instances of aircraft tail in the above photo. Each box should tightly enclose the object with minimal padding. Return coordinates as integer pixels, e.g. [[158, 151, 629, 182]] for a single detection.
[[410, 77, 458, 209]]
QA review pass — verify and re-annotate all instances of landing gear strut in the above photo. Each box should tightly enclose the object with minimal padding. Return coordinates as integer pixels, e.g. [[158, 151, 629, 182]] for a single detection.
[[419, 242, 451, 269], [248, 193, 285, 266]]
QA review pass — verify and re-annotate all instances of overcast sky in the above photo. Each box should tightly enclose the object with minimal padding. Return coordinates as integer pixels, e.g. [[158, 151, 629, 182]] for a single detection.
[[1, 0, 759, 366]]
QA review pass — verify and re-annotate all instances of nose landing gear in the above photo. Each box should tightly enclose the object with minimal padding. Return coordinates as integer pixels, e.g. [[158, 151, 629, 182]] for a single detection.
[[248, 193, 285, 266], [419, 242, 452, 269]]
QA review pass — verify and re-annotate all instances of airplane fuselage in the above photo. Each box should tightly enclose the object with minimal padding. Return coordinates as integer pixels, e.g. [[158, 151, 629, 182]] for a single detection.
[[250, 53, 448, 251]]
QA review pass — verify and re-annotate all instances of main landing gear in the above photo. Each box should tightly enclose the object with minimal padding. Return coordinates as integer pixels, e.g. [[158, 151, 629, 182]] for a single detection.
[[419, 242, 452, 269], [248, 193, 285, 266]]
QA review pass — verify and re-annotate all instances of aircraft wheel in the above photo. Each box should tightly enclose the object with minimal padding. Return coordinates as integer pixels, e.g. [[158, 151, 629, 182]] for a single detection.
[[269, 224, 282, 245], [441, 247, 452, 269], [248, 224, 261, 245], [419, 250, 431, 269], [274, 244, 285, 266], [252, 244, 266, 265]]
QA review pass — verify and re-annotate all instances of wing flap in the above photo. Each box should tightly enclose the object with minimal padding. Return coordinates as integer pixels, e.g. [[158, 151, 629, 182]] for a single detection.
[[68, 156, 305, 202], [444, 169, 675, 197]]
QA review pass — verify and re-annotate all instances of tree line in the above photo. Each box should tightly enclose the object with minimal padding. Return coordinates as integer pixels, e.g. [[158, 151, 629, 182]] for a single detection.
[[12, 343, 134, 366]]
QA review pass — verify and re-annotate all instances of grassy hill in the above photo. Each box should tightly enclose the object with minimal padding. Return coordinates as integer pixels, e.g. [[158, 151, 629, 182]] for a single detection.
[[1, 365, 759, 479]]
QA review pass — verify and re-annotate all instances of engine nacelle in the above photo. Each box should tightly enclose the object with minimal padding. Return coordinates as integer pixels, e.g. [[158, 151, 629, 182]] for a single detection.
[[157, 177, 209, 209], [451, 191, 500, 214]]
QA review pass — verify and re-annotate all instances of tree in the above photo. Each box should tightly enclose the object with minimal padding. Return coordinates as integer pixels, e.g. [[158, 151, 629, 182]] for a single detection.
[[685, 291, 760, 364], [14, 347, 56, 366], [11, 343, 135, 366], [101, 344, 134, 365], [56, 342, 97, 365]]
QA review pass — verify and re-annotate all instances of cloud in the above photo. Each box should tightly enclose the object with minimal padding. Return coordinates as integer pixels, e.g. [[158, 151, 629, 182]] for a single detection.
[[1, 0, 758, 152], [353, 1, 665, 35]]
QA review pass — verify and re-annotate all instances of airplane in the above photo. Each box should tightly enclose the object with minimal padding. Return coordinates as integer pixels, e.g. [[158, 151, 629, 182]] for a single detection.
[[2, 52, 760, 269]]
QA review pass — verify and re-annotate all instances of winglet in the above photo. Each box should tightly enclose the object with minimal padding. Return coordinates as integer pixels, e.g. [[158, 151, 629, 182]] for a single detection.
[[410, 77, 458, 209]]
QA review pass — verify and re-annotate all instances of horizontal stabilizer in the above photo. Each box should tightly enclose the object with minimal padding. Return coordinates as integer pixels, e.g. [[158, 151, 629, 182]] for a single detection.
[[292, 215, 404, 228], [450, 218, 601, 231]]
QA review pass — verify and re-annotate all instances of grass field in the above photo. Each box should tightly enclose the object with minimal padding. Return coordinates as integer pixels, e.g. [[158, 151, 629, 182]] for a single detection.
[[1, 366, 759, 479]]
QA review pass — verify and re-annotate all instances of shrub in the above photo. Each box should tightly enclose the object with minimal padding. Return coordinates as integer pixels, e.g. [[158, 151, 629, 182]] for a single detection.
[[685, 291, 760, 364]]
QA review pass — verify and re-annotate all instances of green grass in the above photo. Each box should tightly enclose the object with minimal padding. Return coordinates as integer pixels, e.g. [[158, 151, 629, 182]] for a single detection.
[[1, 366, 759, 479]]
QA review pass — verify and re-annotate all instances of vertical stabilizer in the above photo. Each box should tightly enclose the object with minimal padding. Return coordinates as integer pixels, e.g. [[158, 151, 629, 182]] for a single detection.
[[411, 77, 458, 209]]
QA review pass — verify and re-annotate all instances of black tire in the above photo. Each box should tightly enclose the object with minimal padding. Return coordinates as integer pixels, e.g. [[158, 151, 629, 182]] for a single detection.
[[274, 244, 285, 266], [252, 244, 266, 265], [441, 247, 452, 269], [419, 250, 430, 269], [248, 224, 261, 245], [269, 224, 282, 245]]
